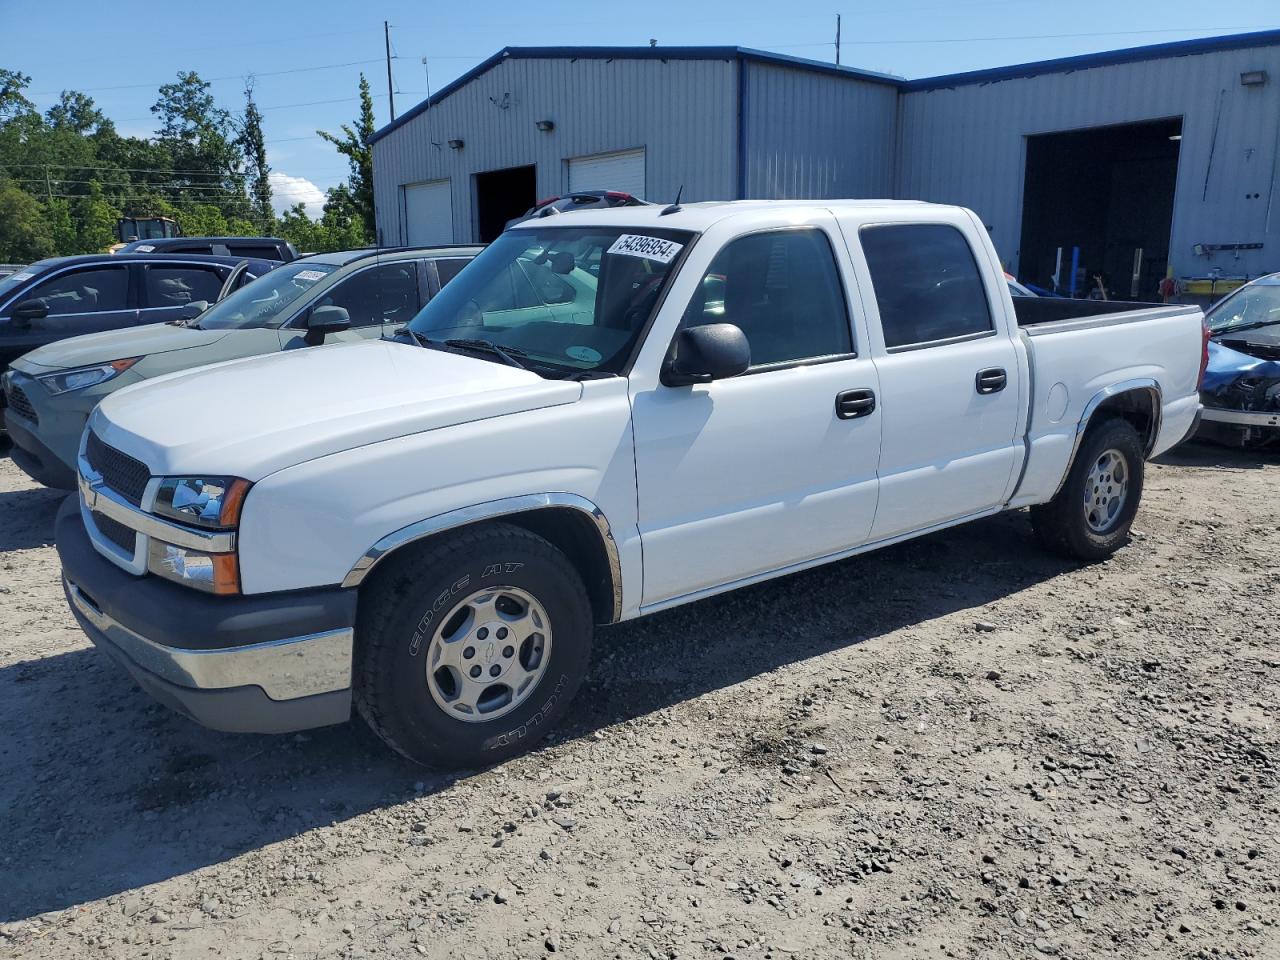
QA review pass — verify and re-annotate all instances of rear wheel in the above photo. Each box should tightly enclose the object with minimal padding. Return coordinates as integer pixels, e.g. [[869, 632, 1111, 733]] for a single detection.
[[354, 523, 593, 769], [1031, 418, 1145, 561]]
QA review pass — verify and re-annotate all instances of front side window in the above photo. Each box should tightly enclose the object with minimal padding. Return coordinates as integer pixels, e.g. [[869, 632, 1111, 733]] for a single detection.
[[408, 226, 692, 375], [27, 266, 129, 314], [434, 257, 471, 287], [680, 228, 852, 368], [144, 266, 224, 308], [860, 223, 993, 349], [195, 261, 338, 330], [314, 262, 420, 327]]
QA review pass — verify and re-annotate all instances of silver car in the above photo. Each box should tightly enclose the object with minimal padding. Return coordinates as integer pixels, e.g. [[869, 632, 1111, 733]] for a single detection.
[[2, 245, 481, 489]]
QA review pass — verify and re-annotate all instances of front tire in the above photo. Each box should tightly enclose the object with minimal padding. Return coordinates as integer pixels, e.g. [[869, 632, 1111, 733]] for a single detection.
[[1030, 417, 1145, 561], [354, 523, 593, 769]]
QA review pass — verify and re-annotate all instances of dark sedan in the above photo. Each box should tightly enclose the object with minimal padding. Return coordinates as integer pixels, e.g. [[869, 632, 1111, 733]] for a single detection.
[[1196, 272, 1280, 447]]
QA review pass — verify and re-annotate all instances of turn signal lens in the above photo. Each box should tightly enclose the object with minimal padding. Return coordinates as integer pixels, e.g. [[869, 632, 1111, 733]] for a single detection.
[[147, 540, 240, 595]]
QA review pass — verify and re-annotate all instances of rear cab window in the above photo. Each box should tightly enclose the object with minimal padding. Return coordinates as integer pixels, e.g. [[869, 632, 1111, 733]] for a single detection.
[[859, 223, 993, 350]]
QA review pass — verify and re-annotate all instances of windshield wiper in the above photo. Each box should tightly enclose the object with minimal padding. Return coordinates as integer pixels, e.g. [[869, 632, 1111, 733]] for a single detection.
[[442, 337, 534, 371], [1216, 319, 1280, 336], [393, 325, 432, 348]]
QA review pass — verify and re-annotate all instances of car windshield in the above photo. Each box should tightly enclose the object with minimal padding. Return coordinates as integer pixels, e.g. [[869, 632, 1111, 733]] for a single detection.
[[1206, 282, 1280, 334], [0, 269, 38, 302], [195, 261, 337, 330], [406, 225, 693, 375]]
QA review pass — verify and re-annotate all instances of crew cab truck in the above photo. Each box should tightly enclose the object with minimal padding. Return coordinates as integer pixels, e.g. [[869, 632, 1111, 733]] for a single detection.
[[55, 200, 1205, 769]]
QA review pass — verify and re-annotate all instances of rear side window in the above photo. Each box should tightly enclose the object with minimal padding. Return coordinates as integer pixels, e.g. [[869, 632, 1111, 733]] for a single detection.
[[228, 244, 283, 260], [860, 224, 993, 349], [681, 227, 852, 368], [26, 267, 129, 314], [144, 266, 224, 308], [167, 243, 215, 255]]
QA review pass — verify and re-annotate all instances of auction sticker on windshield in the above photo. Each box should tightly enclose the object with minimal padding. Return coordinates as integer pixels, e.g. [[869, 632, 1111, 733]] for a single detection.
[[607, 234, 683, 264], [294, 270, 328, 282]]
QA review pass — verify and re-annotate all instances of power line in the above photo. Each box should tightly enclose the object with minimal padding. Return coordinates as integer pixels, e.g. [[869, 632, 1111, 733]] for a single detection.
[[28, 58, 387, 97], [769, 25, 1278, 48]]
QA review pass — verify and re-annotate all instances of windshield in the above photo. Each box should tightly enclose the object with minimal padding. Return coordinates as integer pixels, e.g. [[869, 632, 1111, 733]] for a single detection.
[[406, 225, 693, 374], [1206, 282, 1280, 334], [0, 268, 40, 303], [195, 261, 337, 330]]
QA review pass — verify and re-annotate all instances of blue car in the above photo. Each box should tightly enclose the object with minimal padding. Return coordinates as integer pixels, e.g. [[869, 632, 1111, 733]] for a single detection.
[[1196, 273, 1280, 447]]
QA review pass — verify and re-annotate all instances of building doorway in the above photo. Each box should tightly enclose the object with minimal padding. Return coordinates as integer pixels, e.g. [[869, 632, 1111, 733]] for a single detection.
[[475, 165, 536, 242], [1018, 118, 1181, 299]]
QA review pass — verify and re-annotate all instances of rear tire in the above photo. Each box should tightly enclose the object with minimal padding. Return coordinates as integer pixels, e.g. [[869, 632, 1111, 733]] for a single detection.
[[1030, 417, 1145, 561], [354, 522, 593, 769]]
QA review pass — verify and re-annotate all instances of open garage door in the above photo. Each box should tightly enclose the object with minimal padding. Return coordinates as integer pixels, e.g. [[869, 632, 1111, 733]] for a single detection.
[[1018, 119, 1181, 299], [568, 148, 646, 199], [403, 180, 453, 245]]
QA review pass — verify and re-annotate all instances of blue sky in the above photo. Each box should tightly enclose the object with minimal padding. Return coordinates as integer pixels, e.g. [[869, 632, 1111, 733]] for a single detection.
[[4, 0, 1278, 215]]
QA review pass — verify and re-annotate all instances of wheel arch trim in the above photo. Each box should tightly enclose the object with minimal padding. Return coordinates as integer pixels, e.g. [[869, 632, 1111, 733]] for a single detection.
[[340, 493, 623, 621], [1052, 377, 1162, 499]]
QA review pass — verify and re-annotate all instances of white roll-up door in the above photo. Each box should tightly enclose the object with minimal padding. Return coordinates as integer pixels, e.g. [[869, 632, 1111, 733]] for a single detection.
[[403, 179, 453, 245], [567, 148, 646, 199]]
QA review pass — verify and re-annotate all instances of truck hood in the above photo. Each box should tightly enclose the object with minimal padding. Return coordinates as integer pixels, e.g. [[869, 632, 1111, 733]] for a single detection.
[[91, 339, 582, 480], [12, 322, 231, 371]]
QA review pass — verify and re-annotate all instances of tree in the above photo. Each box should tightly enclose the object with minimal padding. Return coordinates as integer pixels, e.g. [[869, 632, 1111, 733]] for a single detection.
[[74, 181, 121, 253], [151, 71, 249, 222], [45, 197, 77, 255], [0, 69, 35, 122], [238, 80, 272, 230], [0, 180, 55, 261], [318, 73, 375, 242], [46, 90, 112, 136]]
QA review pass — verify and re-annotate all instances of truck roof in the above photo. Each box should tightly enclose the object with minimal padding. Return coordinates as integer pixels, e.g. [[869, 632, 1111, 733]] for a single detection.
[[504, 198, 938, 233]]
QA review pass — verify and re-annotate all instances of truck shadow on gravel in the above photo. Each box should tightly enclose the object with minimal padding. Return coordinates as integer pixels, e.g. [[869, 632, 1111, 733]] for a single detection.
[[2, 509, 1075, 921], [0, 487, 67, 552]]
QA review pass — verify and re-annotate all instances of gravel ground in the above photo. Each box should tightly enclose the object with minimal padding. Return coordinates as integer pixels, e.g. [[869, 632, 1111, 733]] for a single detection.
[[0, 440, 1277, 960]]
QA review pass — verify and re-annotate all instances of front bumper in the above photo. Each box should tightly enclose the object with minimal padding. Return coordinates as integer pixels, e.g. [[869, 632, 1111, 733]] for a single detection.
[[1199, 406, 1280, 428], [2, 369, 89, 489], [4, 409, 77, 489], [56, 496, 357, 734]]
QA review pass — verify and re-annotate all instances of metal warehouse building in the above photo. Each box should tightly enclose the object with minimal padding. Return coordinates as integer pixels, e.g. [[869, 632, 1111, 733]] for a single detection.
[[371, 30, 1280, 295]]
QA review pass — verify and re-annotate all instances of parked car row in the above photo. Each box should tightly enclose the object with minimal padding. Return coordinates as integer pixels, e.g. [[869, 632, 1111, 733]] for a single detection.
[[36, 198, 1207, 771]]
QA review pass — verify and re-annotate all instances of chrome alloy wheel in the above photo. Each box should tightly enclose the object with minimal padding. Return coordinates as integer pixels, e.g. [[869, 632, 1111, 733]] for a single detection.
[[1083, 448, 1129, 533], [425, 586, 552, 723]]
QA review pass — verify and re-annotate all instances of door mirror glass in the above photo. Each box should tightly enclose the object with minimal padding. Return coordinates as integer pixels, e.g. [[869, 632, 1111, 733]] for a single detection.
[[11, 299, 49, 324], [662, 323, 750, 386], [181, 300, 209, 320], [304, 305, 351, 344]]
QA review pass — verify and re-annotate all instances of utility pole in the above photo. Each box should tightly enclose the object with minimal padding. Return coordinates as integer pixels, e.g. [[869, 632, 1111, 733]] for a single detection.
[[384, 20, 396, 121], [835, 13, 842, 66]]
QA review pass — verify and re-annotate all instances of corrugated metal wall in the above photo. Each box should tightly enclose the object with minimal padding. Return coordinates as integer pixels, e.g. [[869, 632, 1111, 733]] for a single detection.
[[897, 45, 1280, 278], [372, 55, 738, 244], [742, 63, 898, 199]]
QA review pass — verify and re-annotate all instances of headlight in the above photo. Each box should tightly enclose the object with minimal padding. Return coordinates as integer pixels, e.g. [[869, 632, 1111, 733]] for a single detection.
[[147, 540, 240, 595], [152, 476, 251, 529], [36, 357, 141, 395]]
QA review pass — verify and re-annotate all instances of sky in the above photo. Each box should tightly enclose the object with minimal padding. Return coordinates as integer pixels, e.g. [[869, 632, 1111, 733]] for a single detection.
[[3, 0, 1278, 217]]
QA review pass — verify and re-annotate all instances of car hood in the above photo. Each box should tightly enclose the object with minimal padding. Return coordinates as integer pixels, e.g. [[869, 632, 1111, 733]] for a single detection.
[[1200, 339, 1280, 411], [11, 322, 231, 372], [91, 339, 582, 480]]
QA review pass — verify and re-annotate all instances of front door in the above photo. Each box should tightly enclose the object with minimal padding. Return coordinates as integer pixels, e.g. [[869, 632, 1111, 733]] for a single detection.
[[7, 264, 139, 353], [848, 218, 1023, 539], [282, 261, 423, 348], [631, 220, 882, 607]]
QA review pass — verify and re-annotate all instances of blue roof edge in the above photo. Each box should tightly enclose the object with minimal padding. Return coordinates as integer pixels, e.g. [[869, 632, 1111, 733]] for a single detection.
[[369, 30, 1280, 144]]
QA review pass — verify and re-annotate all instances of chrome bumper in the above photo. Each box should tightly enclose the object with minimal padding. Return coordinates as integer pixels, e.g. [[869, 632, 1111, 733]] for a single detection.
[[67, 579, 353, 702], [1199, 407, 1280, 428]]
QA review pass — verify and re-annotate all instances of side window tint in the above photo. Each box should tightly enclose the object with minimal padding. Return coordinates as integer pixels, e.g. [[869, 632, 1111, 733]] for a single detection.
[[28, 267, 129, 315], [860, 224, 993, 349], [434, 258, 471, 287], [681, 228, 852, 368], [317, 263, 420, 326], [145, 266, 223, 308]]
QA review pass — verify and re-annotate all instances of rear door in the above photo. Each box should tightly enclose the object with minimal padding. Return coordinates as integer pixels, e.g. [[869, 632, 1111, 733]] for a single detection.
[[139, 261, 229, 324], [839, 213, 1024, 539]]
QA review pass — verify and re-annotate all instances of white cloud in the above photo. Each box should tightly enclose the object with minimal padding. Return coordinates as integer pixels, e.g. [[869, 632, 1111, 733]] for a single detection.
[[268, 172, 326, 218]]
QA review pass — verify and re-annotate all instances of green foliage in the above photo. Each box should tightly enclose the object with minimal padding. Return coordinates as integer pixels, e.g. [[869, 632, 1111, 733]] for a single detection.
[[317, 73, 376, 242], [0, 179, 55, 261], [239, 81, 272, 229], [74, 182, 122, 253], [45, 198, 77, 256]]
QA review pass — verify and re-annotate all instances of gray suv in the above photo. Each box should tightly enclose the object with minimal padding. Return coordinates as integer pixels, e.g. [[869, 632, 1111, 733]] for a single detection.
[[3, 245, 480, 489]]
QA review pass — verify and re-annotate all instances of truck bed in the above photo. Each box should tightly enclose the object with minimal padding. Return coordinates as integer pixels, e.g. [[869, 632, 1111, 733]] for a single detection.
[[1012, 296, 1201, 333]]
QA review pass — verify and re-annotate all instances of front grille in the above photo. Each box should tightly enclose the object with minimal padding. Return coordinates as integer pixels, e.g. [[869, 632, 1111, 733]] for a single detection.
[[5, 383, 38, 426], [85, 431, 150, 506], [92, 510, 137, 554]]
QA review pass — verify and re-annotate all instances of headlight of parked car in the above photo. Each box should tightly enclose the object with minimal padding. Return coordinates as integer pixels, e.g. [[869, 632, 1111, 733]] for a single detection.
[[147, 476, 251, 595], [36, 357, 141, 395]]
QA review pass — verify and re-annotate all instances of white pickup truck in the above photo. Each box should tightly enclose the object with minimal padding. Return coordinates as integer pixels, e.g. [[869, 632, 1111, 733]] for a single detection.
[[56, 200, 1205, 769]]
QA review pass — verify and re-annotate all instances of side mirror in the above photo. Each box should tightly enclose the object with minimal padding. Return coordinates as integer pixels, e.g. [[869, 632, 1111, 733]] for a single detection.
[[304, 305, 351, 345], [181, 300, 209, 320], [661, 323, 750, 387], [11, 299, 49, 325]]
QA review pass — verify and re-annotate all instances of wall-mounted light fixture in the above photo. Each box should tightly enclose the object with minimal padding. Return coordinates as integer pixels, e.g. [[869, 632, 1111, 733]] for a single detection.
[[1241, 70, 1268, 87], [448, 138, 464, 149], [535, 119, 555, 132]]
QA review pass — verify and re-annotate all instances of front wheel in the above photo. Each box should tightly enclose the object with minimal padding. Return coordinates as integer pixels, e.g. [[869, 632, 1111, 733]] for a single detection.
[[354, 523, 593, 769], [1030, 417, 1145, 561]]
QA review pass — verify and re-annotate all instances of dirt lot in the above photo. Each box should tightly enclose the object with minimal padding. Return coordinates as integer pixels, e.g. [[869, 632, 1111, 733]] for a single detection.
[[0, 442, 1277, 960]]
